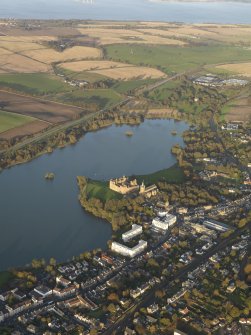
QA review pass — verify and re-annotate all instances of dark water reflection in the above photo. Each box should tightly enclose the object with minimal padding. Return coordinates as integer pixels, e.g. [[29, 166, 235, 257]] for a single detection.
[[0, 119, 188, 270]]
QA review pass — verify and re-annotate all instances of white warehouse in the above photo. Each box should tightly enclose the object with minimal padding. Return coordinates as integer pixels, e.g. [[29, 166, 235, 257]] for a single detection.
[[122, 224, 142, 242], [111, 240, 147, 258], [152, 213, 177, 232]]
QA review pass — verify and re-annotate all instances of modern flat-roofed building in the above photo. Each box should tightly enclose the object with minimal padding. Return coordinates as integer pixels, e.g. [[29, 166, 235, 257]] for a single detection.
[[34, 285, 53, 298], [122, 224, 142, 242], [203, 219, 230, 232], [152, 214, 177, 232], [111, 240, 147, 258]]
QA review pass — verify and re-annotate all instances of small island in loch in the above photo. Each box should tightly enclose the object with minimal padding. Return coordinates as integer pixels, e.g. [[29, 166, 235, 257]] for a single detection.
[[44, 172, 55, 180]]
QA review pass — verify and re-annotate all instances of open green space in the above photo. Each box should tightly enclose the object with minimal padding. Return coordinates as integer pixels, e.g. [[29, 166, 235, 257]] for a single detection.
[[136, 164, 185, 185], [113, 78, 157, 94], [0, 73, 70, 95], [0, 110, 34, 133], [56, 67, 110, 83], [0, 271, 13, 289], [57, 89, 122, 109], [105, 44, 251, 74], [85, 165, 185, 202], [147, 79, 181, 100], [86, 180, 123, 202]]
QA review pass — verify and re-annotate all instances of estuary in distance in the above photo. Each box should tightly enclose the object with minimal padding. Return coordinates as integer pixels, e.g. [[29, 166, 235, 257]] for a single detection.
[[1, 0, 251, 23], [0, 120, 189, 270]]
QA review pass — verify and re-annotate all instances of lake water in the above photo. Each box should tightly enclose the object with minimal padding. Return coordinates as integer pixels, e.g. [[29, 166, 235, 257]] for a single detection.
[[0, 119, 189, 270], [1, 0, 251, 23]]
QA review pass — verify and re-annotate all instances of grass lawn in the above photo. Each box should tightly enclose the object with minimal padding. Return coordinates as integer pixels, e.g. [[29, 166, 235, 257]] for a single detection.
[[86, 180, 123, 202], [105, 44, 251, 74], [0, 73, 70, 95], [136, 165, 185, 185], [57, 88, 122, 109], [0, 110, 34, 133], [85, 165, 185, 202], [0, 271, 13, 289]]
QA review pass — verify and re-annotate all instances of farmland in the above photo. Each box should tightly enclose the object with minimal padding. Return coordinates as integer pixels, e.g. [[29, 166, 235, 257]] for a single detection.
[[60, 60, 165, 80], [21, 46, 101, 64], [0, 110, 34, 134], [0, 90, 84, 124], [60, 60, 133, 72], [56, 89, 122, 109], [77, 27, 186, 46], [0, 20, 251, 143], [216, 62, 251, 77], [105, 44, 251, 74], [0, 73, 70, 95]]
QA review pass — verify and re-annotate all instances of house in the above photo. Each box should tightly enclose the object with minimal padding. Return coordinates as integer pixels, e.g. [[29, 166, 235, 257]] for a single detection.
[[124, 327, 136, 335], [13, 290, 26, 300], [53, 285, 76, 298], [0, 308, 9, 322], [27, 324, 37, 334], [227, 282, 236, 293], [0, 291, 10, 302], [147, 304, 159, 314], [6, 300, 32, 316], [30, 291, 44, 305], [120, 298, 131, 308], [0, 289, 17, 302], [146, 315, 157, 324], [56, 276, 71, 287], [34, 285, 53, 298]]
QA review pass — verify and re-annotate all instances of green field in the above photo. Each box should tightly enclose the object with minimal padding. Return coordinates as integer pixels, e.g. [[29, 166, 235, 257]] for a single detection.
[[0, 73, 70, 95], [113, 78, 157, 94], [57, 89, 122, 109], [148, 79, 181, 100], [105, 44, 251, 74], [0, 110, 34, 133], [136, 164, 185, 185], [85, 165, 185, 202], [56, 67, 110, 83], [0, 271, 13, 289], [86, 180, 123, 202]]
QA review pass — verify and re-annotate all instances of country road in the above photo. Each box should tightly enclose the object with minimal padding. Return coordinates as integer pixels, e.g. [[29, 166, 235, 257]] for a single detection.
[[0, 70, 190, 157]]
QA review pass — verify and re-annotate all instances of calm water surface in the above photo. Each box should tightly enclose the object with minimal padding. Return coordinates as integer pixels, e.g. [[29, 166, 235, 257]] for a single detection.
[[0, 119, 188, 270], [1, 0, 251, 23]]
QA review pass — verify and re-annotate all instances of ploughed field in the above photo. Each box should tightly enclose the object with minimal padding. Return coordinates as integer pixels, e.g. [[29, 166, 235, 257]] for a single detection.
[[0, 20, 251, 141], [0, 90, 85, 139]]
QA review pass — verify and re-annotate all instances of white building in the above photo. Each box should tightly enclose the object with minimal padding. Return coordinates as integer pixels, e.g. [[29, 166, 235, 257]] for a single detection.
[[203, 219, 230, 232], [152, 214, 177, 232], [111, 240, 147, 258], [122, 224, 142, 242], [174, 330, 188, 335], [34, 285, 53, 298]]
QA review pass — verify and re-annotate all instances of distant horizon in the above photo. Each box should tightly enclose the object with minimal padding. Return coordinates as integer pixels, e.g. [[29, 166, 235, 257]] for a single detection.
[[0, 0, 251, 23]]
